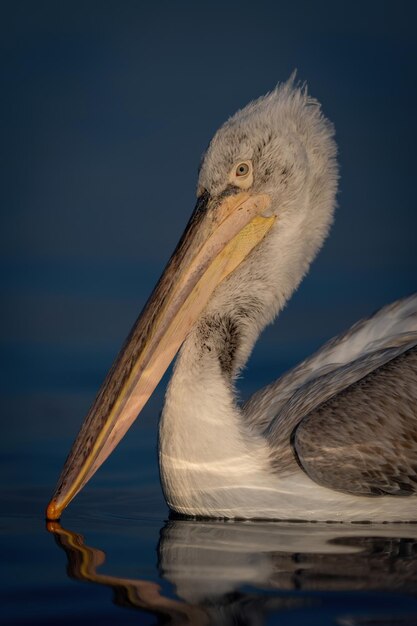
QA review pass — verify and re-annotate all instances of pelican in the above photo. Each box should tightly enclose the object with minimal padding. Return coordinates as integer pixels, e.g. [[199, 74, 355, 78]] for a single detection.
[[46, 78, 417, 522]]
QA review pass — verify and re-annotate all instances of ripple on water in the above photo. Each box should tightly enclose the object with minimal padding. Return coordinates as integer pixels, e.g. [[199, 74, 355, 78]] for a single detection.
[[2, 485, 417, 625]]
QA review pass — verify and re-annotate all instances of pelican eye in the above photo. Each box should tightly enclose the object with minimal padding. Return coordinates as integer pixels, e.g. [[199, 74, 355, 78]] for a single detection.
[[229, 160, 253, 189], [236, 162, 250, 177]]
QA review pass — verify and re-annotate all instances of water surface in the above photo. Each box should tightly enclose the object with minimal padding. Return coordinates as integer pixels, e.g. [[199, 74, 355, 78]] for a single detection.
[[2, 478, 417, 625]]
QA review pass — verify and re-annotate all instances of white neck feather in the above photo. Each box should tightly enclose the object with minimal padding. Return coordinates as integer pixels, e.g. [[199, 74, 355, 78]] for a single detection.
[[159, 325, 275, 516]]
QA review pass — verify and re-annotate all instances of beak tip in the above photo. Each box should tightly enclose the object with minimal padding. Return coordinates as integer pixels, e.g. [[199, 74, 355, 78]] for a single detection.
[[46, 499, 62, 521], [46, 520, 61, 533]]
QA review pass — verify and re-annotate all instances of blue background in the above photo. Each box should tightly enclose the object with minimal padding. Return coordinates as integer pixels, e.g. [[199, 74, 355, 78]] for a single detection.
[[1, 0, 417, 508]]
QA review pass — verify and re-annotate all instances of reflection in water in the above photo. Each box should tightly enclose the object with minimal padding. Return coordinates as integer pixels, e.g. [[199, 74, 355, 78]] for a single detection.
[[48, 520, 417, 625], [47, 521, 208, 625]]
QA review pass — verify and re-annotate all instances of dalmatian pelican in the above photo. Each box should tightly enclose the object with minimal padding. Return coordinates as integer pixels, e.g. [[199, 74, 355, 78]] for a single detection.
[[46, 79, 417, 522]]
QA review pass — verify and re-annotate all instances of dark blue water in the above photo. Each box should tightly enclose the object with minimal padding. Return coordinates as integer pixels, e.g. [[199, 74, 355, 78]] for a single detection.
[[3, 482, 417, 625]]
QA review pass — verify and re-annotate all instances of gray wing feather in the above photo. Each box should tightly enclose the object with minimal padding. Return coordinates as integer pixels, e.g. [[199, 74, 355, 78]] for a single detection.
[[293, 346, 417, 496], [244, 293, 417, 434]]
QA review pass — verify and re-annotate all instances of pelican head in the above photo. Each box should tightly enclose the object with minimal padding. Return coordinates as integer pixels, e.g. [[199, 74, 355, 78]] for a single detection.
[[46, 78, 338, 520]]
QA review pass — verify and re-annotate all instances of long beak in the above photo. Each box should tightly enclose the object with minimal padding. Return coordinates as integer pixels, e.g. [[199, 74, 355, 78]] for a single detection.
[[46, 190, 274, 520]]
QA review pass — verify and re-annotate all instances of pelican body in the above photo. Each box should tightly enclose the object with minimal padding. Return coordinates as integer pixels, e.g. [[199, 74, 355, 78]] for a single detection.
[[47, 80, 417, 522]]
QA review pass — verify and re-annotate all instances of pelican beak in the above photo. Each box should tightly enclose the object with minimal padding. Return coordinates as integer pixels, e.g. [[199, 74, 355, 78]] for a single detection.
[[46, 189, 274, 520]]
